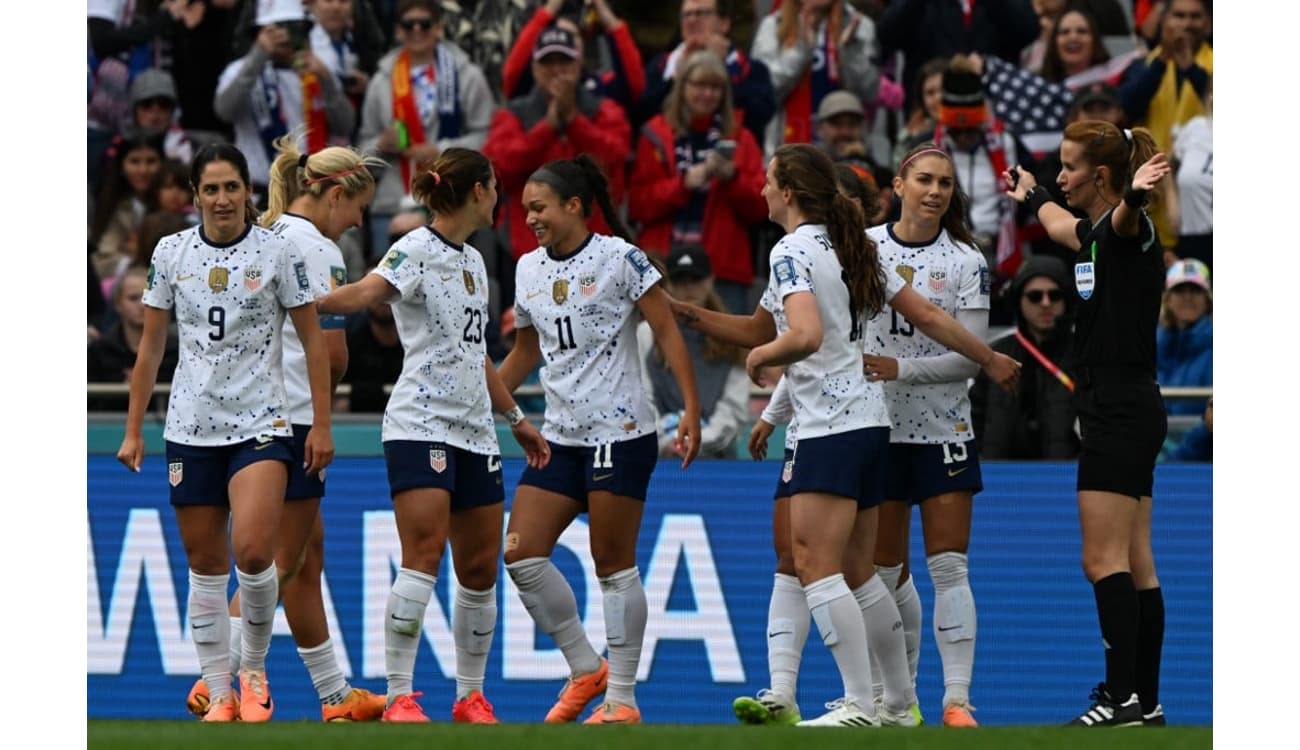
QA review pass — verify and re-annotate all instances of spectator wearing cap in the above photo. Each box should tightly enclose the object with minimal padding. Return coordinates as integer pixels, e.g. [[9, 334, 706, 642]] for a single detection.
[[637, 244, 750, 459], [970, 255, 1079, 459], [814, 89, 869, 163], [911, 65, 1035, 298], [483, 22, 632, 262], [876, 0, 1039, 116], [213, 0, 356, 199], [638, 0, 775, 147], [358, 0, 493, 259], [501, 0, 644, 117], [1156, 259, 1211, 419], [628, 50, 767, 314], [750, 0, 880, 156], [127, 69, 194, 165]]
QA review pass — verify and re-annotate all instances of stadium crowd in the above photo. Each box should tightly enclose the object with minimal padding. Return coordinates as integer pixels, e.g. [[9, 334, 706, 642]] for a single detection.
[[87, 0, 1212, 466]]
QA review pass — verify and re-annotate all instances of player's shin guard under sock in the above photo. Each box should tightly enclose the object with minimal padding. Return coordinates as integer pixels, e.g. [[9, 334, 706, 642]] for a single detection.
[[805, 574, 874, 711], [189, 570, 234, 701], [853, 575, 911, 711], [385, 568, 435, 699], [453, 585, 497, 700], [507, 557, 601, 676], [767, 573, 810, 702], [236, 564, 278, 673], [929, 552, 977, 707], [600, 568, 647, 707]]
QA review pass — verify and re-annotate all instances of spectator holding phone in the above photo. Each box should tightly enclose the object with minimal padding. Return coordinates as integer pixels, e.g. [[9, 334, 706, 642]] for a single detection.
[[213, 0, 356, 199], [628, 51, 768, 314], [307, 0, 388, 121]]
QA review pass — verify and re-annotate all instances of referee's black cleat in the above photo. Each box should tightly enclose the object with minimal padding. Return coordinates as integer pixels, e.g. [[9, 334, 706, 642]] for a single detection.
[[1142, 704, 1166, 726], [1065, 683, 1144, 727]]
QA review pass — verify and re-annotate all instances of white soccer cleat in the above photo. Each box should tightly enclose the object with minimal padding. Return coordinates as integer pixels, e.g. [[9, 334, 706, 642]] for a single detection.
[[796, 697, 880, 727]]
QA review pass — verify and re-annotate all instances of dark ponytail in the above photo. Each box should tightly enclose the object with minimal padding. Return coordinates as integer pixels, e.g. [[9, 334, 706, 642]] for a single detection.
[[527, 154, 634, 243], [896, 141, 978, 249], [411, 147, 494, 216]]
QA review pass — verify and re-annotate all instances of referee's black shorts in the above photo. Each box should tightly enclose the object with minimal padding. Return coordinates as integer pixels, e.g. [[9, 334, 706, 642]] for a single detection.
[[1073, 367, 1168, 499]]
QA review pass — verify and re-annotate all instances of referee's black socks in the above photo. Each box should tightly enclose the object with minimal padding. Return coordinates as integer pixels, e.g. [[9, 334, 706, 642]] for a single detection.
[[1093, 572, 1139, 702], [1136, 587, 1165, 714]]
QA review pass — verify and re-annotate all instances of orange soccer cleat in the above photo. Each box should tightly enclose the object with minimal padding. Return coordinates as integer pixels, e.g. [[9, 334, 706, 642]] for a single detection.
[[452, 690, 500, 724], [237, 670, 274, 723], [202, 693, 240, 723], [382, 691, 432, 723], [321, 687, 387, 722], [582, 701, 642, 725], [544, 658, 609, 723]]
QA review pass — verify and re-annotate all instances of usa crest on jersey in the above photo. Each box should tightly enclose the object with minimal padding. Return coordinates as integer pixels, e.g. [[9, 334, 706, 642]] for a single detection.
[[168, 461, 184, 487], [580, 273, 597, 297], [1075, 262, 1096, 300], [244, 267, 262, 291], [430, 448, 447, 473]]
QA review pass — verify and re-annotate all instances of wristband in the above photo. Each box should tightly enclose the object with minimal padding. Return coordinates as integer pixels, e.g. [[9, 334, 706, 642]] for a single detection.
[[1024, 185, 1052, 218], [1123, 187, 1149, 209], [504, 405, 526, 426]]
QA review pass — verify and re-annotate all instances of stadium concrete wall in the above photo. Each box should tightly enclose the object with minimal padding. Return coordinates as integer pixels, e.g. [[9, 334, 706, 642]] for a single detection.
[[87, 456, 1211, 725]]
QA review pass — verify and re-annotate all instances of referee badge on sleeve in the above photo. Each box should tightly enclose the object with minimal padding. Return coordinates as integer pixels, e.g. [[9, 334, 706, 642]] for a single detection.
[[1075, 262, 1096, 300]]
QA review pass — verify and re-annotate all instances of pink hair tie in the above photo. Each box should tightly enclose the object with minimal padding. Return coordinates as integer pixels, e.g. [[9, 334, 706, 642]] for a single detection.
[[430, 170, 441, 185]]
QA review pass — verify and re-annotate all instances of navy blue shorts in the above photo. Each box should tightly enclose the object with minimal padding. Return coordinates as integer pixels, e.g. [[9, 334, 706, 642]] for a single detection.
[[883, 441, 983, 504], [383, 441, 505, 510], [773, 448, 795, 500], [518, 433, 658, 504], [285, 424, 326, 501], [785, 427, 890, 509], [165, 437, 294, 507]]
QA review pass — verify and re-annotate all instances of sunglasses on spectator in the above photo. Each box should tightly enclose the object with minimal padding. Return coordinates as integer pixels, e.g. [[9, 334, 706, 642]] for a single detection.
[[1025, 289, 1065, 304], [136, 97, 174, 110], [399, 17, 436, 31]]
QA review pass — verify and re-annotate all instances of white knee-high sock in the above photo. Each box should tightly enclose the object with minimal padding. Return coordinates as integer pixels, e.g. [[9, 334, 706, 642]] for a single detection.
[[236, 564, 278, 673], [767, 573, 809, 702], [853, 574, 912, 711], [189, 571, 233, 701], [599, 568, 647, 708], [227, 616, 243, 674], [506, 557, 601, 675], [805, 574, 874, 712], [876, 564, 922, 697], [453, 585, 497, 700], [928, 552, 976, 707], [385, 568, 435, 700], [298, 639, 350, 704]]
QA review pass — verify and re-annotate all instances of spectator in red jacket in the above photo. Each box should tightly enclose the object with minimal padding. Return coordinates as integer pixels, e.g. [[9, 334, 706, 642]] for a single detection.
[[500, 0, 644, 117], [628, 51, 768, 313], [484, 23, 632, 263]]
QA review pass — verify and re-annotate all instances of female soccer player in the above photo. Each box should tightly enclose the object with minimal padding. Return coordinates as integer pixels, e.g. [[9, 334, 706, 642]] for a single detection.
[[1005, 122, 1170, 727], [315, 147, 551, 723], [497, 154, 702, 725], [863, 142, 991, 728], [184, 135, 388, 722], [681, 143, 1019, 727], [117, 143, 336, 722]]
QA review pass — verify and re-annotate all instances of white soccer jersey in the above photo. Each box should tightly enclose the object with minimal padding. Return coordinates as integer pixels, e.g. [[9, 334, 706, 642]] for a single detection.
[[866, 224, 990, 444], [759, 224, 905, 440], [513, 233, 660, 446], [374, 227, 499, 454], [269, 213, 349, 426], [144, 224, 313, 445]]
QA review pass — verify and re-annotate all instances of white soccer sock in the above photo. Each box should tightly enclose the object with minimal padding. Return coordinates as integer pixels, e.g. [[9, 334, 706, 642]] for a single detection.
[[227, 615, 243, 674], [453, 585, 497, 700], [876, 564, 922, 697], [767, 573, 809, 702], [189, 571, 233, 701], [385, 567, 435, 700], [298, 639, 350, 704], [853, 574, 912, 711], [805, 573, 874, 712], [506, 557, 601, 676], [600, 568, 647, 708], [928, 552, 976, 707], [236, 564, 278, 673]]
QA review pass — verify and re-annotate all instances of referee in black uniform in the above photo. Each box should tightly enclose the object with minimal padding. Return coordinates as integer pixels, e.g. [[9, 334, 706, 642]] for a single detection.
[[1004, 120, 1171, 728]]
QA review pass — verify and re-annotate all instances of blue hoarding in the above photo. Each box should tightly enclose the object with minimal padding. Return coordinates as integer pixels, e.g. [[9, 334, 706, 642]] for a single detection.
[[87, 457, 1211, 725]]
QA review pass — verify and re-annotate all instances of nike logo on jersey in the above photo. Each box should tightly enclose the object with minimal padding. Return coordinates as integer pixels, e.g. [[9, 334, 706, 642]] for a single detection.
[[526, 290, 545, 299], [440, 274, 455, 281], [593, 472, 614, 481], [176, 274, 195, 281], [947, 467, 969, 477]]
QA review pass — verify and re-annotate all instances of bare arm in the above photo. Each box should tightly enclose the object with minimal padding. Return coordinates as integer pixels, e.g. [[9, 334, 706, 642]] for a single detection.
[[288, 303, 335, 475], [485, 355, 550, 469], [497, 325, 542, 393], [1112, 153, 1171, 238], [670, 297, 777, 349], [315, 273, 398, 315], [639, 286, 701, 468], [1004, 164, 1082, 252], [116, 306, 170, 472], [747, 291, 821, 373], [324, 329, 348, 391]]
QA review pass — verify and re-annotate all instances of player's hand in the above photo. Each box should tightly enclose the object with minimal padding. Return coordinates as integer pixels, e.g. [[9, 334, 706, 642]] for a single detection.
[[748, 419, 775, 461], [1132, 152, 1171, 192], [302, 426, 335, 477], [512, 419, 552, 469], [117, 433, 144, 473], [746, 347, 779, 386], [675, 411, 702, 469], [863, 354, 899, 382], [983, 352, 1022, 395]]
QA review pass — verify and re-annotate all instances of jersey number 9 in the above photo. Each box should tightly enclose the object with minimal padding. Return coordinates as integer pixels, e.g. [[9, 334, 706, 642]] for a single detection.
[[208, 306, 226, 341]]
